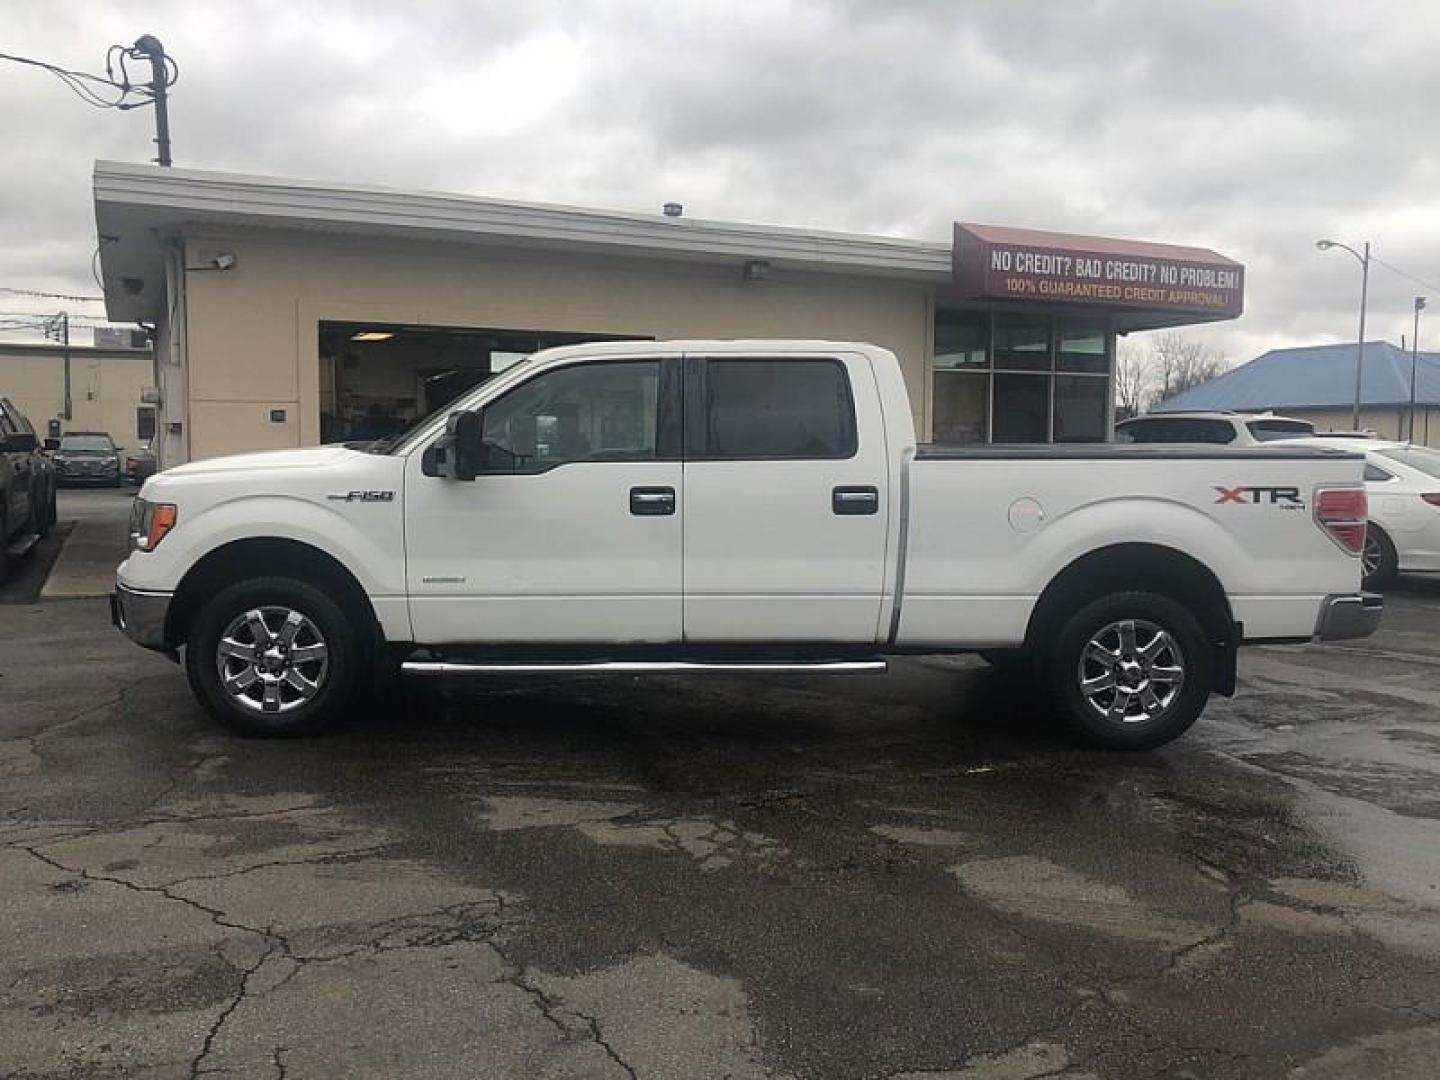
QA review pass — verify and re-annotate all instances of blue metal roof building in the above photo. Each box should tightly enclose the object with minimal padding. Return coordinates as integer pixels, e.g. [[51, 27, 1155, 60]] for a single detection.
[[1153, 341, 1440, 413]]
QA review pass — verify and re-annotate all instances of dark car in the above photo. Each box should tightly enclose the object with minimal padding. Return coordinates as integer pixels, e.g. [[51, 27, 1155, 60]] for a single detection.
[[0, 397, 57, 580], [124, 439, 158, 485], [53, 431, 123, 487]]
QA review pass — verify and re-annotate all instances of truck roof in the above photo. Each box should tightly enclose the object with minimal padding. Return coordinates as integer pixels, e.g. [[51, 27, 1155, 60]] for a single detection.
[[531, 339, 891, 363]]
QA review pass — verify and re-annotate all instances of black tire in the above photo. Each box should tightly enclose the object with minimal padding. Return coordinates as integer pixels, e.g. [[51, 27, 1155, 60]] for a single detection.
[[184, 576, 363, 736], [1362, 524, 1398, 591], [1045, 591, 1213, 751], [33, 484, 51, 538]]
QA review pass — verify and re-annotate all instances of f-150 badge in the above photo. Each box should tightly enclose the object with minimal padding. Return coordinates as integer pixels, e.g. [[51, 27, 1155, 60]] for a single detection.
[[327, 490, 395, 502]]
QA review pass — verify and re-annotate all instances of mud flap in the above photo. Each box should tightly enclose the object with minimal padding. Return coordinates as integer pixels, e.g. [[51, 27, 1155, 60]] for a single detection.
[[1214, 638, 1238, 697]]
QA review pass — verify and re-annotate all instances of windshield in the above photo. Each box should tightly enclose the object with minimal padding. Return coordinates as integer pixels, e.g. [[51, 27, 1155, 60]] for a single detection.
[[346, 403, 452, 455], [1247, 419, 1314, 441], [383, 355, 540, 455], [58, 435, 114, 453], [1377, 446, 1440, 479]]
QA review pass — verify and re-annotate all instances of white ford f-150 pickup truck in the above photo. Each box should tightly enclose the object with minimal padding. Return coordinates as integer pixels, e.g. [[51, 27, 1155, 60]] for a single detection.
[[113, 340, 1381, 749]]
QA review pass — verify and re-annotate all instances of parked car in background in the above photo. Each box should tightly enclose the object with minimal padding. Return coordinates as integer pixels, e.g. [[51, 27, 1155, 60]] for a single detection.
[[1116, 411, 1315, 446], [53, 431, 123, 486], [0, 397, 57, 581], [125, 439, 158, 485], [1277, 437, 1440, 589]]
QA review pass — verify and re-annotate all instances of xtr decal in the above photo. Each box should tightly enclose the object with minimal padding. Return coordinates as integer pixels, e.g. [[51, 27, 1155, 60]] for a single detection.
[[1214, 485, 1304, 508]]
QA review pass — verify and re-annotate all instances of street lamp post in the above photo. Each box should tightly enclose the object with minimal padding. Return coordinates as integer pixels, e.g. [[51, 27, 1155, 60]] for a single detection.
[[1411, 296, 1427, 442], [1316, 239, 1371, 430]]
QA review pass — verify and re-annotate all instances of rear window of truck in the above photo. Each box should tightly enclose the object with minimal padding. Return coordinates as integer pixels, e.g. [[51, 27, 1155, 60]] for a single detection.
[[702, 359, 856, 459]]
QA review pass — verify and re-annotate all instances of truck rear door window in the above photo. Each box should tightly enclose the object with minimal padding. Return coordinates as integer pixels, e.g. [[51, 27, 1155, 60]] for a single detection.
[[700, 359, 856, 459]]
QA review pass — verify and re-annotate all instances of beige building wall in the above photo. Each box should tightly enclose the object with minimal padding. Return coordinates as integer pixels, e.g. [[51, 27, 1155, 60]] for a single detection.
[[180, 231, 932, 462], [1287, 406, 1440, 448], [0, 345, 155, 449]]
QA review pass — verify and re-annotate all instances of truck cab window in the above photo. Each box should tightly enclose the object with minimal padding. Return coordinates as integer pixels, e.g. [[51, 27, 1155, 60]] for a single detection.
[[703, 359, 856, 458], [480, 360, 659, 473]]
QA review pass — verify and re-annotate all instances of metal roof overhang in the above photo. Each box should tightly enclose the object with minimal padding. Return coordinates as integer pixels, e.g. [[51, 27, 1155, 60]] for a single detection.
[[94, 161, 952, 322]]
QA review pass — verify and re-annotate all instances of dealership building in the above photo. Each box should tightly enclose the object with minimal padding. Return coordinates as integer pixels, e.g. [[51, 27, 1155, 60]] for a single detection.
[[93, 162, 1245, 467]]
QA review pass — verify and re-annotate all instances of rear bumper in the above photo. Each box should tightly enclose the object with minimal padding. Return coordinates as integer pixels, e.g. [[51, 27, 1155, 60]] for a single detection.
[[1315, 592, 1383, 641], [111, 584, 172, 651]]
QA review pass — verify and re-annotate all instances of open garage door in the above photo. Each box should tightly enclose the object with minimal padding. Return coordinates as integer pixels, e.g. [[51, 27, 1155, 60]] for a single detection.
[[318, 322, 643, 444]]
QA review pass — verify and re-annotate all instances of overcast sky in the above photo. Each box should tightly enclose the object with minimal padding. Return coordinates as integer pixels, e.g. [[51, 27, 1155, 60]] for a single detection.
[[3, 0, 1438, 361]]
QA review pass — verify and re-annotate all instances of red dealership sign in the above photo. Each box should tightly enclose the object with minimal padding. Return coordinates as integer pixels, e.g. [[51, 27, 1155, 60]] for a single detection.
[[953, 222, 1244, 319]]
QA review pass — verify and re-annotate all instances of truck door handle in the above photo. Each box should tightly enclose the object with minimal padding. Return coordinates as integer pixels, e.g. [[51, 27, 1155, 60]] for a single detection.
[[630, 486, 676, 516], [833, 485, 879, 515]]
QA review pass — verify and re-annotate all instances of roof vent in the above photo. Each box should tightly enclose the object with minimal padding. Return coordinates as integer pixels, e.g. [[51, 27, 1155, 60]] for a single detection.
[[662, 202, 683, 218]]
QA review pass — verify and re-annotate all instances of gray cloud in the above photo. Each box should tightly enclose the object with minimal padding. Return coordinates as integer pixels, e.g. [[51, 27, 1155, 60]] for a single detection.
[[2, 0, 1437, 362]]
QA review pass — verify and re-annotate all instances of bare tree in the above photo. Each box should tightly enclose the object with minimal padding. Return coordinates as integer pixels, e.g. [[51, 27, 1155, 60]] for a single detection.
[[1114, 341, 1151, 419], [1150, 332, 1229, 405]]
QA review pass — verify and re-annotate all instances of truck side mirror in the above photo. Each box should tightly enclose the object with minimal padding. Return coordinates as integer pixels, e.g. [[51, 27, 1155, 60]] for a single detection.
[[423, 410, 486, 481], [2, 431, 38, 453], [450, 411, 486, 480]]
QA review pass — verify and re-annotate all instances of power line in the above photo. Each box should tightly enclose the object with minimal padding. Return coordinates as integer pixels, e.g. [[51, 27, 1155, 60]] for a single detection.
[[0, 51, 129, 109], [0, 286, 105, 302], [0, 37, 178, 164], [0, 311, 136, 327], [1372, 255, 1440, 297]]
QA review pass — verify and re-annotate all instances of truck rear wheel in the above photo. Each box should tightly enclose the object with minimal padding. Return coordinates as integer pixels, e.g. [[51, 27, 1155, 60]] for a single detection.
[[1361, 524, 1398, 590], [1045, 591, 1212, 751], [184, 577, 361, 736]]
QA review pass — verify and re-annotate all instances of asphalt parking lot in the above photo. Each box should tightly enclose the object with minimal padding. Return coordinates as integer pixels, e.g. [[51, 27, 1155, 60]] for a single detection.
[[2, 491, 1440, 1078]]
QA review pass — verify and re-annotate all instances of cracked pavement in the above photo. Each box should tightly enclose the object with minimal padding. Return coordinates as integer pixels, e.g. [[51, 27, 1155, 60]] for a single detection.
[[3, 575, 1440, 1077]]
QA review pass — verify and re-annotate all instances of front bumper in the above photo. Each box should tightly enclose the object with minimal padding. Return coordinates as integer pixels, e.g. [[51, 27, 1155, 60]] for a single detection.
[[111, 584, 173, 651], [1315, 592, 1384, 641]]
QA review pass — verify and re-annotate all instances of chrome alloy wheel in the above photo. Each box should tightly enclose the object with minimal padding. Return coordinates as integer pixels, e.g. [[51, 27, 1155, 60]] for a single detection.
[[1362, 533, 1383, 578], [215, 607, 330, 714], [1077, 618, 1185, 725]]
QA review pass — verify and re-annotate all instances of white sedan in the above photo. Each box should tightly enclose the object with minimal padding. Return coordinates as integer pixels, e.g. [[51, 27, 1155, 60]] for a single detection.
[[1281, 438, 1440, 588]]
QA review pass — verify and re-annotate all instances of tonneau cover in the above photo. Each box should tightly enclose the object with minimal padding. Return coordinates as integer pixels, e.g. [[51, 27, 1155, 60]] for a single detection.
[[915, 443, 1362, 461]]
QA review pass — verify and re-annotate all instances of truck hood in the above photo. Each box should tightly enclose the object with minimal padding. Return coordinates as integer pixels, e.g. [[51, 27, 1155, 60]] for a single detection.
[[161, 445, 365, 478]]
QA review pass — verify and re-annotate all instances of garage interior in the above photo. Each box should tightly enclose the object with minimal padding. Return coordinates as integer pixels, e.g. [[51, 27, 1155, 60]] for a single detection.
[[317, 321, 642, 443]]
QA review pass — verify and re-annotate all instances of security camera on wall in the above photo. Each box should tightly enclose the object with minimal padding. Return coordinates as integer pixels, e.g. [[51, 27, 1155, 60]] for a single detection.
[[210, 252, 237, 271]]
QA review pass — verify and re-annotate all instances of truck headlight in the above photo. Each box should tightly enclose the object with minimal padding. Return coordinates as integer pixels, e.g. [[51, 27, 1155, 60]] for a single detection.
[[129, 499, 178, 552]]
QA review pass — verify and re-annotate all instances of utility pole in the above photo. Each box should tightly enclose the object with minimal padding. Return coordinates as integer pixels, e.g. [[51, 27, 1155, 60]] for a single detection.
[[44, 314, 72, 421], [130, 35, 172, 166], [1315, 238, 1372, 430], [1411, 296, 1426, 442]]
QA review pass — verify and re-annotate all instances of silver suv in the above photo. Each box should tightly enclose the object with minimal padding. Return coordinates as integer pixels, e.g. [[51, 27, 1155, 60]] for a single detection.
[[1115, 411, 1315, 446]]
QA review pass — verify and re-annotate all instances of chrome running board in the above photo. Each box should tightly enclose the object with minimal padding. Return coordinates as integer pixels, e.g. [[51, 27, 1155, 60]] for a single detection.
[[402, 659, 887, 676]]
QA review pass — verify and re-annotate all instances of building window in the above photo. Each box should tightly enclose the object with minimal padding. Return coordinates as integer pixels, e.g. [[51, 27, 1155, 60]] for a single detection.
[[1053, 375, 1109, 442], [993, 314, 1051, 371], [993, 374, 1050, 442], [930, 310, 1111, 444], [1057, 318, 1107, 373], [932, 312, 990, 443], [933, 369, 989, 444], [934, 312, 988, 370]]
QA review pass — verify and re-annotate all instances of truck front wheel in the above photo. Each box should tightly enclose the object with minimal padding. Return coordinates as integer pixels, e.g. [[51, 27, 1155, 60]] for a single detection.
[[1046, 591, 1212, 751], [185, 577, 361, 736]]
